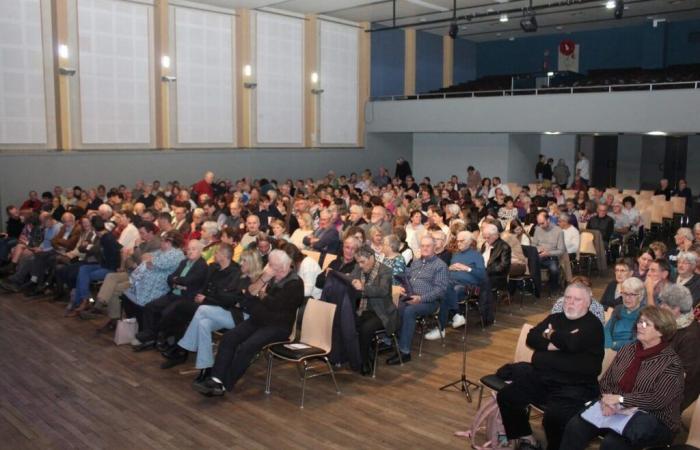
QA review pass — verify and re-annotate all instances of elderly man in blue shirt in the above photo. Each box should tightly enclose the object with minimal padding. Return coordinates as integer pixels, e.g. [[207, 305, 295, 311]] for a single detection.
[[387, 235, 448, 364], [425, 230, 486, 341]]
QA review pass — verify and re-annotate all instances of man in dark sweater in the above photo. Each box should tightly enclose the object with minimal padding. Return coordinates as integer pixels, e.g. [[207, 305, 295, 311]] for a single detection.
[[497, 281, 604, 450], [586, 204, 615, 246], [193, 249, 304, 397]]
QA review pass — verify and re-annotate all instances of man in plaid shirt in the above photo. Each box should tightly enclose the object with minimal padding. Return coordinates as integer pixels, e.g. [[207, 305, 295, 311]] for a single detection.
[[387, 235, 448, 364]]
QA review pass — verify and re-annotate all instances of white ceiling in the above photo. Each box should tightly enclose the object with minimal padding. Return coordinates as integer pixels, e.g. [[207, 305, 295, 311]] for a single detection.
[[189, 0, 700, 41]]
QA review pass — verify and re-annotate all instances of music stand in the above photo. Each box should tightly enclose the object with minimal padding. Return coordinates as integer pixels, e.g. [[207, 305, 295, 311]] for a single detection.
[[439, 288, 481, 402]]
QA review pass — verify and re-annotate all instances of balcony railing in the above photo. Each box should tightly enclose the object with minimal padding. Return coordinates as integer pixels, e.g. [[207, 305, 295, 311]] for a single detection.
[[370, 80, 700, 102]]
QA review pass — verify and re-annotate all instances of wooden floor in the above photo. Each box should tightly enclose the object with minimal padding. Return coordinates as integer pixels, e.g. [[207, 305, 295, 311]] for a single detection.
[[0, 275, 612, 450]]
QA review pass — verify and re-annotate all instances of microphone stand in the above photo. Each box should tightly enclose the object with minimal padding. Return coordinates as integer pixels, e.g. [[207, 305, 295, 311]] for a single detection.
[[439, 296, 480, 402]]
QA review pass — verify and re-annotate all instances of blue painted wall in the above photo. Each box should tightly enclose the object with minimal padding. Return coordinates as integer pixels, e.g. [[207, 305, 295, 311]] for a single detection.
[[454, 38, 477, 83], [371, 26, 405, 97], [476, 19, 700, 77], [415, 31, 443, 93]]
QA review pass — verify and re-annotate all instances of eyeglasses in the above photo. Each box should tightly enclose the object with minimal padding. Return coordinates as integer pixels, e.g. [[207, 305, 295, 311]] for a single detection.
[[637, 319, 652, 328]]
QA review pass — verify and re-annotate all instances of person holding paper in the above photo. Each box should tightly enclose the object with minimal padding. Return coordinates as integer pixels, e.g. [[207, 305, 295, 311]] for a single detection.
[[496, 281, 603, 450], [561, 305, 683, 450]]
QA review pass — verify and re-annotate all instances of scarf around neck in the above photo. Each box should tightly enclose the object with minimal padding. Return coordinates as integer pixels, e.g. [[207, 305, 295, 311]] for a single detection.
[[618, 340, 668, 393]]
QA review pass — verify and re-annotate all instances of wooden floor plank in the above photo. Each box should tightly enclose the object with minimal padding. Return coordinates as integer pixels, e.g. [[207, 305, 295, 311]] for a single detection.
[[0, 276, 613, 449]]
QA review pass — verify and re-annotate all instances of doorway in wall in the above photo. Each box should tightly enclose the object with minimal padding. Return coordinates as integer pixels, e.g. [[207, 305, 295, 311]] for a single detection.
[[592, 136, 617, 188]]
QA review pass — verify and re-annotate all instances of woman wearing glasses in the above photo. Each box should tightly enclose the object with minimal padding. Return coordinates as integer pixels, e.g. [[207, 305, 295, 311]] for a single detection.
[[604, 277, 645, 350], [561, 305, 683, 450], [600, 258, 635, 310]]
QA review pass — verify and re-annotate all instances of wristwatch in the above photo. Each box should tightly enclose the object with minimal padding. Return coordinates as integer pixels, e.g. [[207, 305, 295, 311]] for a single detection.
[[618, 396, 624, 405]]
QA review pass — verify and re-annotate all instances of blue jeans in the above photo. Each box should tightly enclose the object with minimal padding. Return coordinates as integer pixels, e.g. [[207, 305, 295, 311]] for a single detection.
[[540, 256, 560, 291], [438, 282, 466, 330], [397, 301, 438, 354], [179, 305, 244, 369], [73, 264, 112, 307]]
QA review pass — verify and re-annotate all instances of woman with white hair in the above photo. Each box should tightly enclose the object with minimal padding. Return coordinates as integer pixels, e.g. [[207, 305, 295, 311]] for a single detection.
[[200, 220, 221, 263], [604, 277, 645, 350], [675, 251, 700, 306]]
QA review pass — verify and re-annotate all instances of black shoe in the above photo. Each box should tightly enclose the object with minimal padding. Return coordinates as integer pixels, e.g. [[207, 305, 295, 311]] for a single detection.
[[96, 319, 117, 334], [360, 361, 372, 376], [132, 340, 155, 352], [376, 342, 393, 354], [192, 377, 225, 397], [386, 352, 410, 365], [160, 351, 187, 369], [516, 440, 542, 450], [161, 345, 185, 359], [193, 368, 211, 384]]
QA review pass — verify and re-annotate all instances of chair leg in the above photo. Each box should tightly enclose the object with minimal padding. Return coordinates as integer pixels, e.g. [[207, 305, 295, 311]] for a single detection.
[[264, 352, 273, 394], [299, 361, 308, 409], [324, 357, 341, 395], [391, 334, 403, 365], [436, 315, 445, 347], [477, 385, 484, 410], [418, 319, 425, 357], [372, 337, 379, 378]]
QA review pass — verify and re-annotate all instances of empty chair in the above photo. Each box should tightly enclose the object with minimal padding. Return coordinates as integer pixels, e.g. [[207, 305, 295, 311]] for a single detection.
[[578, 231, 597, 277], [265, 299, 339, 408], [671, 196, 687, 215]]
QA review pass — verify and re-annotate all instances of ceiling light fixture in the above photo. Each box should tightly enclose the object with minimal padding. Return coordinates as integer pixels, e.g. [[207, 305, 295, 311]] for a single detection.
[[647, 131, 667, 136], [500, 13, 509, 22], [605, 0, 616, 9], [544, 131, 562, 135]]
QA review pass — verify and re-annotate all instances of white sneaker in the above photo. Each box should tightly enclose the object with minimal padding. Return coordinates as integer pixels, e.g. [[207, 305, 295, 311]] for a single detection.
[[130, 338, 141, 346], [451, 313, 466, 329], [424, 328, 445, 341]]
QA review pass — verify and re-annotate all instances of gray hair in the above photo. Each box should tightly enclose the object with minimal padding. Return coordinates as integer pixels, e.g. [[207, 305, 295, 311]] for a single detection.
[[678, 251, 698, 267], [355, 244, 376, 260], [268, 249, 292, 271], [383, 234, 401, 253], [446, 204, 460, 217], [344, 236, 361, 250], [98, 204, 113, 215], [693, 222, 700, 233], [677, 227, 693, 242], [620, 277, 645, 302], [659, 283, 693, 314], [349, 204, 364, 215], [482, 223, 499, 238], [565, 281, 593, 305], [201, 220, 220, 237], [187, 239, 205, 251]]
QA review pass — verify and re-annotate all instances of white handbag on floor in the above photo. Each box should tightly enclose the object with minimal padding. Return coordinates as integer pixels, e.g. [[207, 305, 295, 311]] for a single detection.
[[114, 318, 138, 345]]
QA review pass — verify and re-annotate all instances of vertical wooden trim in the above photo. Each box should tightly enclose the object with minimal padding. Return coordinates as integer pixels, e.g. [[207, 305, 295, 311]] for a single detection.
[[304, 15, 318, 148], [403, 29, 415, 96], [236, 9, 252, 148], [357, 22, 370, 148], [52, 0, 71, 151], [442, 36, 453, 88], [154, 0, 169, 149]]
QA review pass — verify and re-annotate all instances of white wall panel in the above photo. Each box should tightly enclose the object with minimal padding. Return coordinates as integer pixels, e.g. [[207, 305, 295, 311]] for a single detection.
[[78, 0, 152, 144], [174, 6, 234, 144], [319, 20, 358, 145], [0, 0, 48, 144], [254, 11, 303, 145]]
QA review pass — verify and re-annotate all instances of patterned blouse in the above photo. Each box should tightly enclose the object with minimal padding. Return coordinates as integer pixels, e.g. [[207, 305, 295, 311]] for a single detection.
[[383, 254, 406, 286]]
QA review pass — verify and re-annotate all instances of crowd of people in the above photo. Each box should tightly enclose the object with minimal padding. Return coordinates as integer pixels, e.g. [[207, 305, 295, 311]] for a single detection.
[[0, 162, 698, 449]]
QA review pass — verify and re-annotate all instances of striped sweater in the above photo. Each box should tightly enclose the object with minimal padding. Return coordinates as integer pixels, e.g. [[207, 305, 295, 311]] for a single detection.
[[599, 344, 684, 432]]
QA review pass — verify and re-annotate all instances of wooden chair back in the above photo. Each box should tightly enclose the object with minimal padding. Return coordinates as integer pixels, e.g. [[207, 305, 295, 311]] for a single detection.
[[299, 299, 336, 353], [579, 231, 596, 255], [687, 396, 700, 447], [513, 324, 535, 363], [391, 285, 402, 307], [599, 348, 617, 381], [302, 250, 321, 264], [321, 253, 337, 271], [671, 196, 686, 215]]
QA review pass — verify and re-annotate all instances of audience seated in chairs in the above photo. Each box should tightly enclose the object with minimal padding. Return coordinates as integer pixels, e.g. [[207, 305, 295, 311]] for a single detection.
[[160, 243, 243, 369], [121, 230, 186, 330], [388, 235, 448, 364], [175, 249, 262, 381], [427, 230, 484, 341], [551, 276, 606, 323], [351, 245, 398, 376], [481, 222, 511, 321], [658, 284, 700, 411], [193, 249, 304, 397], [604, 277, 645, 350], [497, 280, 604, 450], [561, 305, 683, 450], [132, 239, 208, 352]]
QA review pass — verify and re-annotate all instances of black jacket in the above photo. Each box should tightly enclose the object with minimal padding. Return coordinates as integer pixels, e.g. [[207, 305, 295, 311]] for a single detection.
[[98, 233, 122, 271], [351, 263, 398, 334], [240, 272, 304, 330], [587, 215, 614, 243], [482, 238, 511, 290], [200, 262, 247, 309], [167, 257, 208, 300], [315, 257, 356, 289], [679, 273, 700, 308], [600, 280, 621, 310]]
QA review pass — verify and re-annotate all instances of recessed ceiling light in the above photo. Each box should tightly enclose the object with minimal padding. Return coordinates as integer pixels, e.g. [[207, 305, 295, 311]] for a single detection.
[[605, 0, 616, 9], [544, 131, 562, 135], [556, 25, 563, 30], [647, 131, 667, 136], [487, 8, 495, 12], [419, 18, 427, 22], [500, 13, 509, 22], [509, 36, 515, 41]]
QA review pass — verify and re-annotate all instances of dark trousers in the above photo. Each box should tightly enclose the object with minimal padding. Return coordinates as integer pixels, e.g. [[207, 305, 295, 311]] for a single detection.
[[159, 299, 199, 341], [140, 293, 184, 340], [497, 366, 598, 450], [55, 261, 84, 290], [560, 410, 673, 450], [0, 238, 17, 263], [356, 310, 384, 365], [211, 320, 289, 390], [540, 256, 560, 291], [30, 251, 57, 285], [123, 298, 144, 330]]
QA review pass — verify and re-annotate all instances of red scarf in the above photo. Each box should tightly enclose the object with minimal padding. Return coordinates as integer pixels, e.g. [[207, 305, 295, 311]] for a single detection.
[[618, 341, 668, 393]]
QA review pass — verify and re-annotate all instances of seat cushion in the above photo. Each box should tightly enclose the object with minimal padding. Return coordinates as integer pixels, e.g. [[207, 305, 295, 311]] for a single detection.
[[269, 343, 327, 360], [480, 374, 507, 391]]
